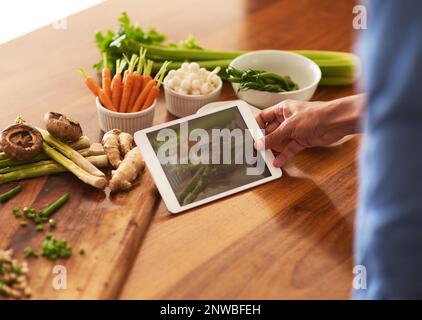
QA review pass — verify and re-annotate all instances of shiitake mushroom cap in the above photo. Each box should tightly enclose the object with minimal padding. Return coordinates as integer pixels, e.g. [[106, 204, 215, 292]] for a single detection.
[[0, 124, 43, 160], [44, 112, 83, 143]]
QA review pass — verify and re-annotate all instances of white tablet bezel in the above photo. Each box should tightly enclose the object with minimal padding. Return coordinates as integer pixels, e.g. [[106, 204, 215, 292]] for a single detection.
[[134, 101, 282, 213]]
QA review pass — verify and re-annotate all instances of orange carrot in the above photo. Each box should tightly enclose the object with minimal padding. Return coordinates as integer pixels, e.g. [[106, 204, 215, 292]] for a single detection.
[[142, 86, 159, 110], [79, 68, 100, 96], [102, 53, 112, 99], [132, 79, 155, 112], [99, 89, 116, 111], [128, 74, 143, 111], [120, 75, 134, 113], [141, 75, 152, 91], [138, 61, 171, 111], [111, 75, 122, 111], [119, 55, 139, 113], [128, 48, 147, 111], [141, 59, 153, 91], [122, 69, 130, 83], [130, 59, 156, 112], [111, 59, 126, 111]]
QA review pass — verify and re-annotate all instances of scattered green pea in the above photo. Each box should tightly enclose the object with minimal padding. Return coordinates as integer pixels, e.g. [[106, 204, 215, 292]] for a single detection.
[[35, 224, 44, 232], [23, 247, 38, 258], [19, 221, 27, 228], [48, 219, 57, 228], [12, 208, 22, 218]]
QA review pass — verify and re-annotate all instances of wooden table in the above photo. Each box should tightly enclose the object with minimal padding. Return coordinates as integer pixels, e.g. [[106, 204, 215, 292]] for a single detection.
[[0, 0, 359, 299]]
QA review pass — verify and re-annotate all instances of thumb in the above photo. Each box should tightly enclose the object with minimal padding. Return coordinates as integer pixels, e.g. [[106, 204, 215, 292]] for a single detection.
[[256, 122, 293, 151]]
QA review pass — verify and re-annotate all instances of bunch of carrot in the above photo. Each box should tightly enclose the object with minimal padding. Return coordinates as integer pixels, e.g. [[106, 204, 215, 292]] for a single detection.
[[80, 50, 170, 113]]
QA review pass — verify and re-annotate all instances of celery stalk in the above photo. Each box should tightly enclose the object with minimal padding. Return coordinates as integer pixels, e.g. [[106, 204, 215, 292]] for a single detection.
[[142, 44, 245, 61], [152, 59, 232, 74], [319, 77, 357, 86]]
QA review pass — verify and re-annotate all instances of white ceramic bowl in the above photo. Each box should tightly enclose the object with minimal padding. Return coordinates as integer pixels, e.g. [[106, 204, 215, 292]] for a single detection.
[[230, 50, 321, 109], [164, 80, 222, 118], [95, 97, 156, 135]]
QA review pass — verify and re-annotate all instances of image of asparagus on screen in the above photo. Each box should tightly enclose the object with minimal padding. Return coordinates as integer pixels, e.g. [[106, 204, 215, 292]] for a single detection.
[[146, 107, 271, 206]]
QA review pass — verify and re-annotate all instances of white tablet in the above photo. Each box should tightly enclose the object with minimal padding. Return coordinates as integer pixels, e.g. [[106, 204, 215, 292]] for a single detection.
[[134, 101, 282, 213]]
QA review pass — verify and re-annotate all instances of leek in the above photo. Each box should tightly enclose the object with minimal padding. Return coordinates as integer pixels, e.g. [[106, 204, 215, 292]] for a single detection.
[[41, 143, 107, 189], [38, 128, 105, 178]]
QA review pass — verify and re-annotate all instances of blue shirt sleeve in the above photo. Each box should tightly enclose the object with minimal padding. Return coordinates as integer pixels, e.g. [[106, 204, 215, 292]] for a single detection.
[[355, 0, 422, 299]]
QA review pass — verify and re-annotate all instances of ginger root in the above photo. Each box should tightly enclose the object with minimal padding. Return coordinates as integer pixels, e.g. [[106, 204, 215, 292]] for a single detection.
[[119, 132, 133, 156], [102, 129, 121, 168], [109, 147, 145, 192]]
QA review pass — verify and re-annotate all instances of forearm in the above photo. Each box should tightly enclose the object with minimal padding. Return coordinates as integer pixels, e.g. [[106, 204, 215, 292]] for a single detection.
[[324, 94, 366, 136]]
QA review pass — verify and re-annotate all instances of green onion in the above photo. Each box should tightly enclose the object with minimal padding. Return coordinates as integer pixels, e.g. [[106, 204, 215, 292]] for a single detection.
[[41, 234, 72, 260], [39, 193, 70, 218], [0, 184, 22, 203]]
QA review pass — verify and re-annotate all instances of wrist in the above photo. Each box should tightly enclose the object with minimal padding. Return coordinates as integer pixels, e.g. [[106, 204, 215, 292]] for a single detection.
[[323, 95, 365, 135]]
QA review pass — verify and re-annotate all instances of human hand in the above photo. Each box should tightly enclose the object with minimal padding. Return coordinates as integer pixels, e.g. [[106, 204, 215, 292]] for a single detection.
[[255, 95, 364, 167]]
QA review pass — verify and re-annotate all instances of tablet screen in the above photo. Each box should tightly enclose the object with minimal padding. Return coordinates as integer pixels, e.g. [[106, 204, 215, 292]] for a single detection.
[[146, 106, 271, 206]]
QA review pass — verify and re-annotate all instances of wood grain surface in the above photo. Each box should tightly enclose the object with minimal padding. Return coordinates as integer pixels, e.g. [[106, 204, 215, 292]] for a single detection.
[[0, 0, 359, 299], [119, 0, 360, 299]]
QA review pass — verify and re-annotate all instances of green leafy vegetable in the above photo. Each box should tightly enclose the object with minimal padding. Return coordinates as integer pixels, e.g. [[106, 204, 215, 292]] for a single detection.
[[226, 66, 299, 93], [94, 13, 360, 86]]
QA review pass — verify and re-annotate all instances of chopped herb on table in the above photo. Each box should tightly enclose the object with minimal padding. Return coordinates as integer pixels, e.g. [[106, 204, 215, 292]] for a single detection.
[[10, 192, 69, 231], [41, 234, 72, 261]]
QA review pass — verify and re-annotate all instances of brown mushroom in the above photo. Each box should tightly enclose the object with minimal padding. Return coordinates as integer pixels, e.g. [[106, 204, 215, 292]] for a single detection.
[[0, 124, 43, 160], [44, 112, 82, 142]]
